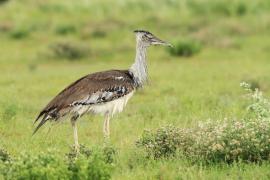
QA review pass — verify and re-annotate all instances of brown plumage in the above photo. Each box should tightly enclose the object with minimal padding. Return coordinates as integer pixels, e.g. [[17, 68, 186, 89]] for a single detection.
[[33, 70, 135, 134]]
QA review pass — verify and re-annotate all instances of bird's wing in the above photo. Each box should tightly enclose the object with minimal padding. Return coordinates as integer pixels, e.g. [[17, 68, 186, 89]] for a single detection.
[[33, 70, 134, 134]]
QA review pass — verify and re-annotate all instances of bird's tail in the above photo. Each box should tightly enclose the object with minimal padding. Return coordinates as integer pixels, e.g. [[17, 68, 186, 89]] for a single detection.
[[33, 108, 58, 135], [32, 114, 50, 135]]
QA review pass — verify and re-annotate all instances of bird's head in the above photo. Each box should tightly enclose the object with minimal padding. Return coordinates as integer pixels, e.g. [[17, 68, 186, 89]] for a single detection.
[[134, 30, 172, 48]]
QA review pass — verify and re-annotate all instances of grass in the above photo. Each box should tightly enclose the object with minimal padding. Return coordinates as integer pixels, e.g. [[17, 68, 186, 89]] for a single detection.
[[1, 0, 270, 179]]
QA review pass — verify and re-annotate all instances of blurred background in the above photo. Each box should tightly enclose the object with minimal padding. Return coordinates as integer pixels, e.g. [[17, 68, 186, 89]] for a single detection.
[[1, 0, 270, 153]]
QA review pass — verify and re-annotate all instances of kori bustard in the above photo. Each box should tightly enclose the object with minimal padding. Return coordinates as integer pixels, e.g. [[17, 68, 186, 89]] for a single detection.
[[34, 30, 172, 152]]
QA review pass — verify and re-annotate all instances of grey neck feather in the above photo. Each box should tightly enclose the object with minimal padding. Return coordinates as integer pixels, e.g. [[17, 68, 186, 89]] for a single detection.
[[129, 41, 148, 88]]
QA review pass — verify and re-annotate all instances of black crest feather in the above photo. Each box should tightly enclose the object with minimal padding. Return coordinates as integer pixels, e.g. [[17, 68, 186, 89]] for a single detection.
[[134, 30, 152, 35]]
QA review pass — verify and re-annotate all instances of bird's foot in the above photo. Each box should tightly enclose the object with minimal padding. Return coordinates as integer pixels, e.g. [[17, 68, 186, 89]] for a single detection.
[[75, 147, 80, 155], [103, 134, 110, 144], [73, 144, 80, 155], [67, 144, 80, 160]]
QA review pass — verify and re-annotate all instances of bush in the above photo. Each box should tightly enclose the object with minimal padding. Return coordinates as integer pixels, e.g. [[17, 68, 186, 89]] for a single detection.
[[136, 125, 186, 159], [190, 119, 270, 163], [66, 152, 113, 180], [102, 145, 117, 164], [55, 24, 76, 35], [236, 3, 247, 16], [0, 150, 70, 180], [137, 119, 270, 163], [91, 30, 107, 38], [137, 83, 270, 163], [168, 39, 201, 57], [9, 27, 30, 39], [49, 41, 90, 60], [0, 148, 11, 162], [0, 146, 116, 180], [86, 152, 113, 180], [66, 145, 115, 180]]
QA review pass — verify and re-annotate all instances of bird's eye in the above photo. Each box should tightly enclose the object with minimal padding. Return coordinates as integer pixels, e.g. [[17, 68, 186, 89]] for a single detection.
[[144, 35, 152, 40], [142, 35, 148, 41]]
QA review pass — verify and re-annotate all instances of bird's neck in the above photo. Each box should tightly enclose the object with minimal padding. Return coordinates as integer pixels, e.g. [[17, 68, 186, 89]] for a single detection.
[[129, 42, 148, 87]]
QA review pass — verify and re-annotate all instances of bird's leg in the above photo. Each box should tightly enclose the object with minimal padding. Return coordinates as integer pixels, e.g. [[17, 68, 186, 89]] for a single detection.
[[71, 116, 79, 154], [103, 113, 110, 139]]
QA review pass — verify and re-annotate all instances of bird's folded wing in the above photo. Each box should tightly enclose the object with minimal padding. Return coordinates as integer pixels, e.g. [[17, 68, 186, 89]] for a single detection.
[[35, 70, 134, 121]]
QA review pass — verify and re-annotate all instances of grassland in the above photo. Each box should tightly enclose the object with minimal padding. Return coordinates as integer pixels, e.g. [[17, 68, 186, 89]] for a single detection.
[[1, 0, 270, 179]]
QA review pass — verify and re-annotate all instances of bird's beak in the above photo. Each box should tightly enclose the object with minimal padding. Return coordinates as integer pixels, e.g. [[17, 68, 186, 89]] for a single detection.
[[151, 37, 173, 47]]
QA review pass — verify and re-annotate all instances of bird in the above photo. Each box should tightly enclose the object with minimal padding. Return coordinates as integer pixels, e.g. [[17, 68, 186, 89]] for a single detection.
[[34, 30, 172, 152]]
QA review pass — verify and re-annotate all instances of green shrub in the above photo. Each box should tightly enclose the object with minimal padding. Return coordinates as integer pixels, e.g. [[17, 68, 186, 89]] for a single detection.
[[236, 3, 247, 16], [91, 30, 107, 38], [66, 144, 92, 162], [0, 150, 70, 180], [137, 83, 270, 163], [50, 41, 90, 60], [86, 152, 113, 180], [55, 24, 76, 35], [136, 125, 185, 159], [102, 145, 117, 164], [168, 39, 201, 57], [66, 145, 115, 180], [137, 119, 270, 163], [67, 150, 113, 180], [9, 27, 31, 39], [0, 146, 115, 180], [9, 25, 33, 40], [0, 148, 11, 162]]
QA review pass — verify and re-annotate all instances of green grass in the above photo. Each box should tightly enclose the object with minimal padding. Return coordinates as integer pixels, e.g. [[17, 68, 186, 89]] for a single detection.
[[1, 0, 270, 179]]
